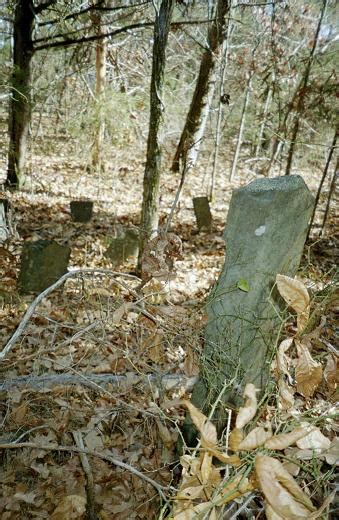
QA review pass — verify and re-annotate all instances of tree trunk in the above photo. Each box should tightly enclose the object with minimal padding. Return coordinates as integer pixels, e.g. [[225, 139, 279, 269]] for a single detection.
[[137, 0, 175, 270], [171, 0, 230, 172], [321, 156, 338, 236], [254, 85, 272, 158], [6, 0, 35, 188], [307, 128, 337, 239], [285, 0, 328, 175], [229, 72, 253, 181], [91, 7, 106, 173]]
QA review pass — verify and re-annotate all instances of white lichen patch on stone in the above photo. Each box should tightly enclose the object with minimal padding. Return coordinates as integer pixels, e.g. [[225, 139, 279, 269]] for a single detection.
[[254, 225, 266, 236]]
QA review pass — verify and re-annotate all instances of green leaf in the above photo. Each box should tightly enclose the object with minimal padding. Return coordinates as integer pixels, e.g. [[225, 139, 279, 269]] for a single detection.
[[237, 279, 250, 292]]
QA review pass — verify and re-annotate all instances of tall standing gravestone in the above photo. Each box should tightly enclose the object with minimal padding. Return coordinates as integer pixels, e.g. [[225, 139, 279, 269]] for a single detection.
[[184, 176, 314, 441], [18, 240, 71, 294]]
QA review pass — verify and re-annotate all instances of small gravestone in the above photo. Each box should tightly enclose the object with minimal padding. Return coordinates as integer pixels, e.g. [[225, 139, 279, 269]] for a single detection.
[[18, 240, 71, 294], [0, 198, 9, 243], [70, 200, 93, 222], [184, 176, 314, 443], [105, 228, 139, 266], [193, 196, 212, 231]]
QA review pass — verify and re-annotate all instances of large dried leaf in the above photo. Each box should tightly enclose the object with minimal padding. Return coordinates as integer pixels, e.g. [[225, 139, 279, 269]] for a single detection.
[[183, 400, 217, 448], [278, 377, 295, 410], [296, 426, 331, 451], [236, 383, 258, 429], [176, 485, 205, 500], [324, 437, 339, 465], [276, 274, 310, 332], [206, 447, 241, 466], [323, 354, 338, 393], [200, 452, 213, 484], [217, 475, 253, 505], [276, 338, 294, 380], [295, 340, 322, 398], [229, 427, 244, 452], [238, 424, 273, 451], [265, 425, 314, 450], [255, 455, 315, 517]]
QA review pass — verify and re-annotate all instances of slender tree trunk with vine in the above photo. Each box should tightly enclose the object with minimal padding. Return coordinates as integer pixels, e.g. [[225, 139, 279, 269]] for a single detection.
[[171, 0, 230, 172], [91, 6, 106, 174], [229, 72, 253, 182], [6, 0, 35, 188], [285, 0, 328, 175], [137, 0, 175, 271]]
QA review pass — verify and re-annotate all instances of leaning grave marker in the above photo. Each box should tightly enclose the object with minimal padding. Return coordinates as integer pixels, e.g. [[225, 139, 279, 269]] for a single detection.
[[18, 240, 71, 294], [184, 176, 314, 442]]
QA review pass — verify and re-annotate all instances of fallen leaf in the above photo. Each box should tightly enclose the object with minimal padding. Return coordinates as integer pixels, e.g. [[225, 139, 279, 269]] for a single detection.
[[295, 340, 322, 398], [278, 377, 295, 410], [238, 424, 272, 451], [323, 354, 337, 392], [265, 425, 314, 450], [236, 383, 258, 429], [296, 426, 331, 451], [255, 455, 315, 517], [324, 437, 339, 465], [51, 495, 86, 519], [276, 274, 310, 332], [183, 400, 217, 448], [229, 427, 243, 452], [276, 338, 294, 381]]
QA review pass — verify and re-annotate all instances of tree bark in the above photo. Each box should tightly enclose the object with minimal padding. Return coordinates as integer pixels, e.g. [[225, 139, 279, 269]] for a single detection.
[[6, 0, 35, 188], [171, 0, 230, 172], [137, 0, 175, 270], [91, 5, 107, 173], [307, 128, 337, 239], [229, 72, 253, 181], [285, 0, 328, 175]]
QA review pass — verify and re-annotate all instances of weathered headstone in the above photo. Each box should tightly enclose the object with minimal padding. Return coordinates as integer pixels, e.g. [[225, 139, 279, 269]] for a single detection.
[[105, 228, 139, 266], [18, 240, 71, 293], [193, 196, 212, 231], [184, 176, 314, 442], [70, 200, 93, 222]]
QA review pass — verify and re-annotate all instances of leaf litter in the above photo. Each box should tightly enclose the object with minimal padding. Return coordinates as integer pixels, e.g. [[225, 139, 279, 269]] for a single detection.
[[0, 148, 338, 518]]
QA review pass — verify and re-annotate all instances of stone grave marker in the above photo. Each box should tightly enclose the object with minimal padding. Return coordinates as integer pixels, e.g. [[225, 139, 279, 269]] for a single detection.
[[70, 200, 93, 222], [18, 240, 71, 294], [184, 175, 314, 443], [105, 228, 139, 266], [193, 196, 212, 231]]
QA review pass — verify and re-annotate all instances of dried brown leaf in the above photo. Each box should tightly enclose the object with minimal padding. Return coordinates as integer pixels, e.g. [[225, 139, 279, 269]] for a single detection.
[[295, 340, 322, 398], [324, 438, 339, 465], [278, 377, 295, 410], [51, 495, 86, 519], [276, 274, 310, 332], [255, 455, 315, 517], [276, 338, 294, 380], [236, 383, 258, 429], [265, 425, 314, 450], [229, 427, 244, 452], [238, 424, 273, 451], [323, 354, 338, 392], [296, 426, 331, 451], [183, 400, 217, 448]]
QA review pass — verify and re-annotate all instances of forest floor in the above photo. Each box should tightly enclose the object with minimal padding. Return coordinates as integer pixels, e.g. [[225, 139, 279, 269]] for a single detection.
[[0, 135, 338, 519]]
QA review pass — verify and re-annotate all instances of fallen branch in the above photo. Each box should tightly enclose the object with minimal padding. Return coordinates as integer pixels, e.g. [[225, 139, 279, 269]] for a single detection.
[[0, 268, 140, 361], [0, 441, 175, 499], [72, 431, 98, 520], [0, 372, 198, 392]]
